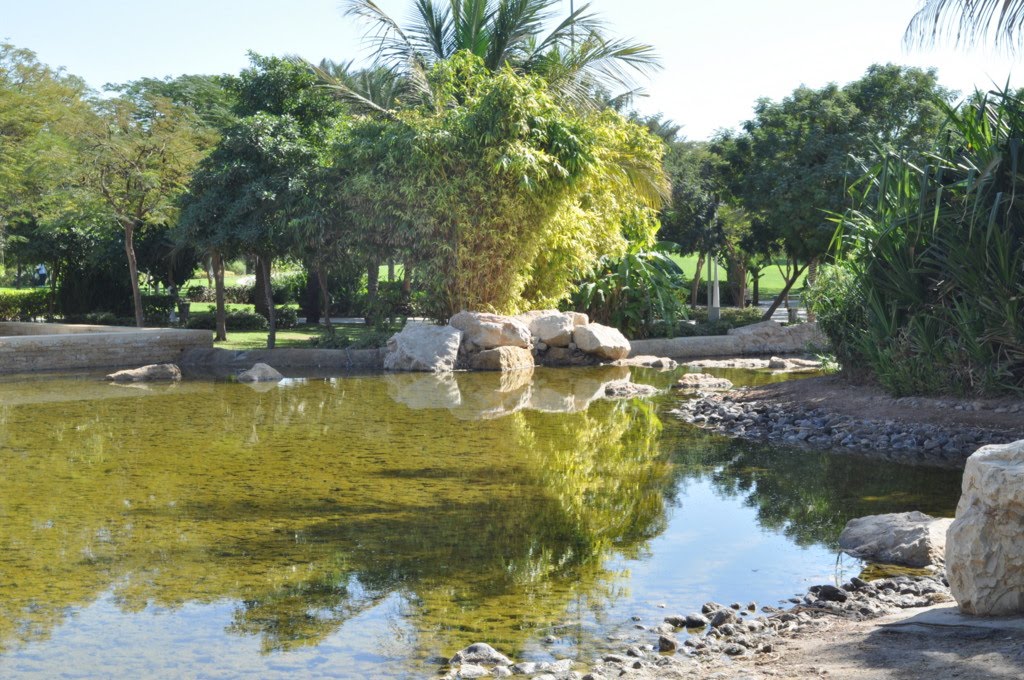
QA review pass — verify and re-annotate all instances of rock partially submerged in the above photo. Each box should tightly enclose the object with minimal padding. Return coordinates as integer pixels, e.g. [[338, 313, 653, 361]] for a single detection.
[[946, 439, 1024, 615], [604, 380, 661, 399], [839, 511, 952, 568], [384, 323, 462, 373], [448, 642, 511, 667], [236, 363, 284, 383], [467, 346, 534, 372], [105, 363, 181, 382], [674, 373, 733, 391], [615, 355, 678, 370]]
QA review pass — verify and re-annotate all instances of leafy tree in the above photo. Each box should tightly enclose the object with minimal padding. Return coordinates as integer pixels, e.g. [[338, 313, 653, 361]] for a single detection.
[[340, 0, 659, 107], [722, 64, 953, 319], [108, 73, 238, 132], [80, 95, 212, 326], [337, 52, 667, 318]]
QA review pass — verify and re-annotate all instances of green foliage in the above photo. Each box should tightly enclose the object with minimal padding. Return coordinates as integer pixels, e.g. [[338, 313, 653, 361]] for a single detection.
[[668, 306, 764, 337], [572, 243, 687, 339], [831, 87, 1024, 396], [338, 53, 667, 319], [0, 288, 49, 320], [141, 294, 175, 322], [184, 307, 298, 331], [803, 264, 867, 377]]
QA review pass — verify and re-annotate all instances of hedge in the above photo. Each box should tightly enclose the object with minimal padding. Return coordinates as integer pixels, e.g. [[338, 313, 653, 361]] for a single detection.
[[0, 289, 50, 321]]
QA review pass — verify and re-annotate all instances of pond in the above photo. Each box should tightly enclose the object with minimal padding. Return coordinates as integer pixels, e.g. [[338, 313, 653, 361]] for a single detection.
[[0, 366, 962, 678]]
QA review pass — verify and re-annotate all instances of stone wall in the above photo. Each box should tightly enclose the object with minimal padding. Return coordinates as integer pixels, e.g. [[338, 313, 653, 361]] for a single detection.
[[629, 321, 827, 360], [0, 322, 212, 374], [180, 347, 385, 373]]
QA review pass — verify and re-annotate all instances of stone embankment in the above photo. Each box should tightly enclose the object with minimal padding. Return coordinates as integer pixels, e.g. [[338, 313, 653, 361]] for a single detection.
[[671, 392, 1017, 467], [442, 574, 952, 680]]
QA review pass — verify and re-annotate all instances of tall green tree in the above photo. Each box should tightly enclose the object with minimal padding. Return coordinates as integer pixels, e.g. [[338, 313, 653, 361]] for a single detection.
[[81, 95, 212, 327]]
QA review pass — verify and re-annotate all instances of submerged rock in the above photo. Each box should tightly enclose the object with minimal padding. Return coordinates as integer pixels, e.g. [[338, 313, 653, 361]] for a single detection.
[[105, 363, 181, 382], [449, 642, 512, 667], [603, 381, 661, 399], [839, 511, 952, 568], [236, 363, 284, 383], [673, 373, 733, 391], [946, 439, 1024, 615], [468, 346, 534, 372]]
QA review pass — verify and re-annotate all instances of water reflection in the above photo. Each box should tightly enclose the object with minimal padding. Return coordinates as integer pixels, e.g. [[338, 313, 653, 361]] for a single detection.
[[0, 369, 670, 668], [0, 368, 962, 677]]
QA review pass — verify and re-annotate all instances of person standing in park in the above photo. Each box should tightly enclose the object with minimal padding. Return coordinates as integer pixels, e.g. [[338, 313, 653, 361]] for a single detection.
[[35, 263, 47, 287]]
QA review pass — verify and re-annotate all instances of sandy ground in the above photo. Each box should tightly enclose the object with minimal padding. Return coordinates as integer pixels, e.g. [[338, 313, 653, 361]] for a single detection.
[[730, 605, 1024, 680]]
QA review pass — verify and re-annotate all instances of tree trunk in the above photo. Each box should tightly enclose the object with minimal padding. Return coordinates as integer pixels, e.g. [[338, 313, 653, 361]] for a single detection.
[[213, 251, 227, 342], [388, 259, 395, 282], [761, 262, 808, 321], [317, 267, 333, 334], [805, 258, 819, 322], [124, 220, 144, 328], [365, 260, 380, 326], [260, 255, 276, 349], [725, 255, 747, 308], [751, 270, 761, 306], [253, 258, 269, 319], [689, 253, 705, 308], [301, 264, 320, 325], [401, 261, 412, 297]]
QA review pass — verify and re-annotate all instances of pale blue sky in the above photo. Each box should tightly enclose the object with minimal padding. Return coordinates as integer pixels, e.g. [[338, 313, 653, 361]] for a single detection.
[[2, 0, 1018, 139]]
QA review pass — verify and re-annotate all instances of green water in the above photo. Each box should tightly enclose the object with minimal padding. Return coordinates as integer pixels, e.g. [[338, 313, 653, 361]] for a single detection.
[[0, 367, 962, 678]]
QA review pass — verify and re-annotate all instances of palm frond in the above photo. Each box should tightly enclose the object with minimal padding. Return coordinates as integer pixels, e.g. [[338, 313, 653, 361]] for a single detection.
[[905, 0, 1024, 52]]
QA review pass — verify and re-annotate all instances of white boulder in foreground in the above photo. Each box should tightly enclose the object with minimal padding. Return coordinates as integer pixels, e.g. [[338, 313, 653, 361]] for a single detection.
[[106, 363, 181, 382], [946, 439, 1024, 615], [449, 311, 531, 350], [384, 323, 463, 373], [839, 511, 952, 568], [573, 323, 630, 361], [522, 310, 575, 347], [236, 363, 284, 383]]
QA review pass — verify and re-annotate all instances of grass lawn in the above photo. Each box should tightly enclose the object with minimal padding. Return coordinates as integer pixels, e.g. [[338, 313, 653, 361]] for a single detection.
[[672, 254, 806, 297], [213, 322, 392, 351]]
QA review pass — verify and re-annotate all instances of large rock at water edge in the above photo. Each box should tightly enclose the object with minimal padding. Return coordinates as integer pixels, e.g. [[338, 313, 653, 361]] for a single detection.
[[573, 323, 630, 361], [468, 346, 534, 372], [524, 310, 575, 347], [449, 311, 531, 350], [946, 439, 1024, 615], [236, 363, 284, 383], [106, 363, 181, 382], [384, 323, 462, 373], [839, 511, 952, 568]]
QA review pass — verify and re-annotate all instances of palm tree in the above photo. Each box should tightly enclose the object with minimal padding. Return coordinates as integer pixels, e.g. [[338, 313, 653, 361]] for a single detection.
[[341, 0, 659, 108], [906, 0, 1024, 51]]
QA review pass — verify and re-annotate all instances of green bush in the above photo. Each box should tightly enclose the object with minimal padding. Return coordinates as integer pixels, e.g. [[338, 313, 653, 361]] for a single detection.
[[803, 264, 867, 377], [312, 329, 393, 349], [655, 306, 763, 337], [141, 294, 175, 323], [184, 306, 298, 332], [0, 289, 50, 320]]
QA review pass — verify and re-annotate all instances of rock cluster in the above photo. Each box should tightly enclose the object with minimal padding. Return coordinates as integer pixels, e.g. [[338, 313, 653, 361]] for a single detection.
[[384, 311, 646, 373], [442, 575, 952, 679], [673, 392, 1015, 466], [946, 439, 1024, 615]]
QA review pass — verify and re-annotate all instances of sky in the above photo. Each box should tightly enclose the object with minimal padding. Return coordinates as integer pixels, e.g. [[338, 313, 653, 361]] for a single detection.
[[3, 0, 1019, 139]]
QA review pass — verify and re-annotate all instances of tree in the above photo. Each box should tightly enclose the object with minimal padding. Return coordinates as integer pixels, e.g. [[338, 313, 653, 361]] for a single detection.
[[721, 64, 953, 319], [336, 52, 667, 319], [81, 95, 212, 327], [340, 0, 660, 108], [906, 0, 1024, 51]]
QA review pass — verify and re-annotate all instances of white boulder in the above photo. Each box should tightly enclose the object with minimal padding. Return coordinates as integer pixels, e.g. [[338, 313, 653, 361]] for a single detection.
[[524, 310, 575, 347], [946, 440, 1024, 615], [574, 323, 630, 361], [449, 311, 530, 350], [106, 363, 181, 382], [384, 323, 462, 373], [838, 511, 952, 568]]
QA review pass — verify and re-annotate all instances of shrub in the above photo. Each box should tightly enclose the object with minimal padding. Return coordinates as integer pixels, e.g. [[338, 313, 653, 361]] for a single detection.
[[0, 289, 50, 320], [186, 309, 268, 331], [141, 294, 175, 323], [803, 264, 867, 377]]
